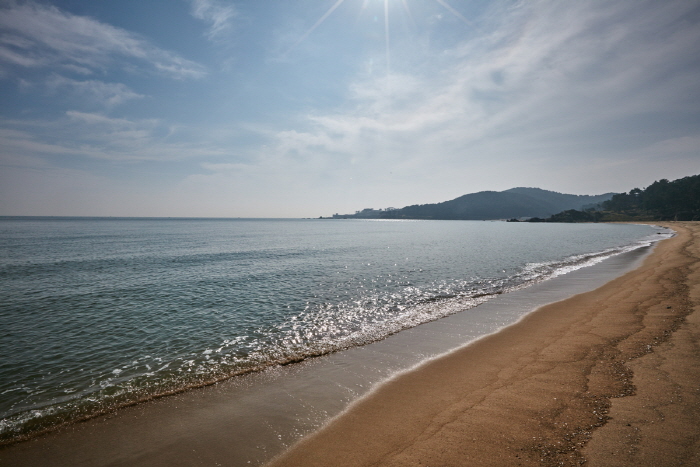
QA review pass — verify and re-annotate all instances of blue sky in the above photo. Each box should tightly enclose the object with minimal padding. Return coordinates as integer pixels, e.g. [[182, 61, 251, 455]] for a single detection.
[[1, 0, 698, 217]]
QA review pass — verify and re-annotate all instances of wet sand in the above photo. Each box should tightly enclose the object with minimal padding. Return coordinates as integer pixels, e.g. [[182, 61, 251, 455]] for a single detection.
[[269, 222, 700, 467]]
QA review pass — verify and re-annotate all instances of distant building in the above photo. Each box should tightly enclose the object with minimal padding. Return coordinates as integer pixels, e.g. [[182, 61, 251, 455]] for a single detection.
[[330, 206, 403, 219]]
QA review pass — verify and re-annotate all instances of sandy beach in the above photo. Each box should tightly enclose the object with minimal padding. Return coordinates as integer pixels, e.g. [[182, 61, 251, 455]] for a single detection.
[[1, 222, 698, 467], [269, 222, 700, 467]]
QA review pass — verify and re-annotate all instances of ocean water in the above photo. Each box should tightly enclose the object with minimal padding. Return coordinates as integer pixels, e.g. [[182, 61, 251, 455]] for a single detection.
[[0, 217, 668, 443]]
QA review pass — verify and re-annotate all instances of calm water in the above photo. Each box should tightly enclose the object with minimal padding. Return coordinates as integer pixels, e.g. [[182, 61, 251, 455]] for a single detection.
[[0, 218, 667, 442]]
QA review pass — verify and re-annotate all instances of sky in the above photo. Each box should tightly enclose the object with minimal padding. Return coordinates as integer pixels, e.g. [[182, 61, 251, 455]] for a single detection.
[[0, 0, 698, 218]]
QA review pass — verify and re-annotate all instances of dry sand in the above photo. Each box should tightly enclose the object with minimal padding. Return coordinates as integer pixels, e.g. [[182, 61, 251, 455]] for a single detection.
[[268, 222, 700, 467]]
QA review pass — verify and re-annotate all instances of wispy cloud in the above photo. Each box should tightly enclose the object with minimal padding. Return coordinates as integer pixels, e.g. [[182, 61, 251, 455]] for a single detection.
[[46, 75, 144, 107], [0, 1, 206, 79], [260, 0, 700, 193], [189, 0, 238, 42], [0, 112, 229, 163]]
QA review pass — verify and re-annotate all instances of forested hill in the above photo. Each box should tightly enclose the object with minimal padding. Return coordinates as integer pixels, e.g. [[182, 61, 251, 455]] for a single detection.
[[528, 174, 700, 222], [374, 188, 615, 220], [600, 175, 700, 221]]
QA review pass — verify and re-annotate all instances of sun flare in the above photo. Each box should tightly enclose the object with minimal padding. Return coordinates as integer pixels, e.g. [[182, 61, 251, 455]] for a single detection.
[[286, 0, 471, 63]]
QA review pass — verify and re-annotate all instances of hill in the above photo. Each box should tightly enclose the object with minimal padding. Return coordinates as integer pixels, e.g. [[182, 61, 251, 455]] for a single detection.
[[329, 175, 699, 222], [526, 174, 700, 222], [331, 188, 616, 220], [600, 174, 700, 221], [379, 188, 614, 220]]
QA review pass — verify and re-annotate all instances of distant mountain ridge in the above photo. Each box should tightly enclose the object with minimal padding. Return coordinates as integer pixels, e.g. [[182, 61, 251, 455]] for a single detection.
[[332, 188, 616, 220]]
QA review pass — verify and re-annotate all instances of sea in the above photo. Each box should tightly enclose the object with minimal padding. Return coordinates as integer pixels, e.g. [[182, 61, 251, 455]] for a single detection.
[[0, 217, 671, 445]]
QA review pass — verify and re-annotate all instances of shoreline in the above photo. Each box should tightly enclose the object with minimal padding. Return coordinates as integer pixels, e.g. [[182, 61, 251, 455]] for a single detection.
[[0, 223, 692, 466], [268, 222, 700, 466]]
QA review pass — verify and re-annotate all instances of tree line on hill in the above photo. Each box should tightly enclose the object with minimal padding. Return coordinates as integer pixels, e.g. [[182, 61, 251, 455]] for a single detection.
[[521, 174, 700, 223]]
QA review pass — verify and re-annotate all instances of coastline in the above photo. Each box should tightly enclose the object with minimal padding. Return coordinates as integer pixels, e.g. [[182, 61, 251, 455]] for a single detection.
[[0, 223, 694, 466], [268, 222, 700, 466]]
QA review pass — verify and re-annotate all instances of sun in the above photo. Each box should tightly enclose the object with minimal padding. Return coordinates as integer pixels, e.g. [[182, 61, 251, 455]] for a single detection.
[[285, 0, 471, 65]]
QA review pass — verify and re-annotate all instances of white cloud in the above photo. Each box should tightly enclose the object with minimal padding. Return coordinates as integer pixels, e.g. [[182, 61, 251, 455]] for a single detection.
[[259, 0, 700, 195], [0, 1, 206, 79], [0, 112, 228, 163], [201, 162, 249, 172], [162, 0, 697, 215], [189, 0, 238, 42], [46, 75, 144, 107]]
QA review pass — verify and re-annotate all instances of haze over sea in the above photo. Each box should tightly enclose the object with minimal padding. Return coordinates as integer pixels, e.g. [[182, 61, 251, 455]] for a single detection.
[[0, 217, 669, 443]]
